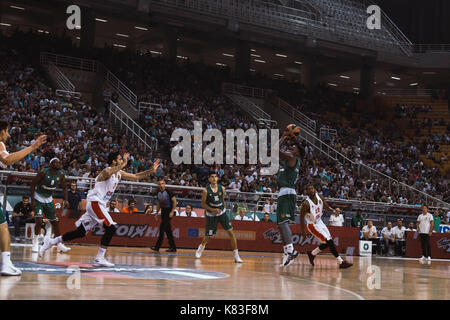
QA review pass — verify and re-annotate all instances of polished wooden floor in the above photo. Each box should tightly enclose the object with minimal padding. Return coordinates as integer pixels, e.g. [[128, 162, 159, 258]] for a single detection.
[[2, 244, 449, 300]]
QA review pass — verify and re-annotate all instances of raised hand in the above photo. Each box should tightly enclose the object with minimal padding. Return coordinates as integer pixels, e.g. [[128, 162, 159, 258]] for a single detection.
[[32, 135, 47, 150], [152, 158, 161, 172], [122, 153, 130, 167]]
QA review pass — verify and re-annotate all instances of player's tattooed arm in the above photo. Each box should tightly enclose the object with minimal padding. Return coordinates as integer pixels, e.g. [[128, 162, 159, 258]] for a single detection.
[[133, 159, 161, 181], [30, 171, 46, 210], [0, 135, 47, 166], [201, 189, 221, 215], [299, 201, 309, 236], [98, 153, 130, 182]]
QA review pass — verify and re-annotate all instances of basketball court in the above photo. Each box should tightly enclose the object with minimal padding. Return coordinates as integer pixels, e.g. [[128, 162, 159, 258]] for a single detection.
[[2, 244, 449, 300]]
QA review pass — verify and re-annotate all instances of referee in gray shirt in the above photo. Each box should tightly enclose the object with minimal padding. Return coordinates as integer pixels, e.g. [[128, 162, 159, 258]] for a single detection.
[[151, 179, 177, 253]]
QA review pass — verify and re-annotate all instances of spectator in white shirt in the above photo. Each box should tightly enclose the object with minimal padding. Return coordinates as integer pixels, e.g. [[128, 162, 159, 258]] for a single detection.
[[392, 219, 406, 256], [235, 207, 252, 221], [179, 204, 198, 217], [417, 205, 434, 261], [108, 199, 120, 213], [406, 221, 416, 231], [381, 222, 395, 256], [328, 208, 344, 227], [362, 220, 381, 255], [228, 179, 241, 191], [263, 199, 273, 214]]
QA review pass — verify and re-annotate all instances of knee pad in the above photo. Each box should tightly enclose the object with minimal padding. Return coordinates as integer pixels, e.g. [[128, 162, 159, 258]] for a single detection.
[[319, 243, 329, 250], [101, 224, 117, 247]]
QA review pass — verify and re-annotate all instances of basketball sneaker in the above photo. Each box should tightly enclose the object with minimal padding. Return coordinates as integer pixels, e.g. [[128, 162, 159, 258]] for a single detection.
[[39, 236, 54, 257], [57, 243, 71, 253], [307, 251, 316, 266], [234, 254, 243, 263], [93, 257, 115, 267], [282, 250, 299, 267], [427, 257, 431, 261], [1, 263, 22, 276], [339, 260, 353, 269], [195, 244, 205, 259], [32, 237, 40, 253]]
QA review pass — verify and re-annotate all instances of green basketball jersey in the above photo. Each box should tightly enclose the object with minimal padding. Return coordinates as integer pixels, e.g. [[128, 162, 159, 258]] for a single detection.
[[36, 168, 61, 199], [277, 157, 301, 189], [205, 184, 225, 217]]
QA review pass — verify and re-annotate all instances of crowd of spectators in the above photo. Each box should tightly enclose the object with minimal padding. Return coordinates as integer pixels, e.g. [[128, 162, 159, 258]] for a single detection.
[[0, 30, 448, 208]]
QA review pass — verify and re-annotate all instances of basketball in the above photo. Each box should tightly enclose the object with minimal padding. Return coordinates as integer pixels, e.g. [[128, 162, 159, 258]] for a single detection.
[[284, 124, 300, 138]]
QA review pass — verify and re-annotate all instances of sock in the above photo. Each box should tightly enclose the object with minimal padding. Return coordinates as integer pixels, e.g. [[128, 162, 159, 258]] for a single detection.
[[33, 234, 39, 242], [233, 249, 239, 256], [2, 252, 12, 266], [312, 247, 321, 256], [97, 247, 106, 259], [337, 256, 343, 264], [198, 244, 205, 250]]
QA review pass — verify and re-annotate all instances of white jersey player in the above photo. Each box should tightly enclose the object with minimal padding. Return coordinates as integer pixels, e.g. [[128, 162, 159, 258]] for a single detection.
[[299, 184, 352, 269], [40, 151, 160, 267]]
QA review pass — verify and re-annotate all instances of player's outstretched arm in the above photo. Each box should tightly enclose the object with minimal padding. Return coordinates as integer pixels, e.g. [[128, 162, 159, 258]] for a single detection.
[[0, 135, 47, 166], [120, 159, 160, 182], [97, 153, 130, 182], [299, 201, 309, 236]]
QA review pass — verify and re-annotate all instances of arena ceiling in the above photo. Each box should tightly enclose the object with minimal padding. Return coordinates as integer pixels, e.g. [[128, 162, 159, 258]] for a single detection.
[[0, 0, 448, 94]]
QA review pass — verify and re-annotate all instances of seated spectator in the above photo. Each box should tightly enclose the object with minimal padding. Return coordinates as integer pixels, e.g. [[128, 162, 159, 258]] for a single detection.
[[392, 219, 406, 256], [179, 204, 198, 217], [406, 221, 416, 231], [121, 199, 139, 214], [261, 212, 273, 223], [108, 199, 120, 213], [234, 206, 251, 221], [351, 209, 364, 229], [381, 222, 395, 256], [12, 196, 35, 242], [144, 204, 155, 215], [362, 220, 381, 255], [228, 179, 241, 191], [328, 208, 344, 227]]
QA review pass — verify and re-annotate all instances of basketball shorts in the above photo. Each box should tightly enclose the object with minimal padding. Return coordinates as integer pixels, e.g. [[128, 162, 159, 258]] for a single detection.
[[307, 219, 332, 243], [34, 200, 57, 221], [276, 194, 296, 224], [0, 210, 6, 225], [205, 213, 233, 237], [76, 201, 116, 232]]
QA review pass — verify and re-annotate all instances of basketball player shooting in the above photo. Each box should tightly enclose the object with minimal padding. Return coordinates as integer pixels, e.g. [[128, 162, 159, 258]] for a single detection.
[[39, 151, 160, 267], [299, 184, 352, 269]]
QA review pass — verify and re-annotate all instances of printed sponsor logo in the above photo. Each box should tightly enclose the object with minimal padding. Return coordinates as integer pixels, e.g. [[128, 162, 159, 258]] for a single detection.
[[187, 228, 199, 238], [198, 228, 255, 240], [437, 237, 450, 253], [263, 228, 339, 246], [90, 224, 180, 239]]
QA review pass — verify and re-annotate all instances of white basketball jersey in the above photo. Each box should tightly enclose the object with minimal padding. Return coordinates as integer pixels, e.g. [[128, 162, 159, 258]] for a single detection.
[[305, 192, 323, 224], [0, 142, 9, 169], [87, 169, 121, 205]]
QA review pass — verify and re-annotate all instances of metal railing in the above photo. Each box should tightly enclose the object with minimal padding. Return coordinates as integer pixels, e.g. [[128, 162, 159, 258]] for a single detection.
[[277, 98, 316, 134], [109, 101, 157, 154], [46, 63, 75, 92], [0, 171, 447, 215], [99, 64, 138, 111], [224, 93, 277, 128], [55, 89, 82, 100], [138, 101, 163, 114], [40, 52, 97, 72], [222, 82, 266, 99]]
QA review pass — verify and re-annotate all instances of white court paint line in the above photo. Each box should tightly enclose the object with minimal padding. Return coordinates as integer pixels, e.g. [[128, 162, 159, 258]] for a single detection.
[[162, 271, 220, 279], [284, 275, 365, 300], [11, 243, 32, 247], [375, 256, 450, 262]]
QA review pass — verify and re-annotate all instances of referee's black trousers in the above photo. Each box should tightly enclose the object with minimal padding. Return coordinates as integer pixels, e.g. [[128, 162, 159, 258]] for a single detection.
[[419, 233, 431, 257], [154, 208, 176, 250]]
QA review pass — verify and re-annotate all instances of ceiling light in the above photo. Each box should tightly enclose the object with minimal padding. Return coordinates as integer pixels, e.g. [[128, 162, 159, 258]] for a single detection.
[[222, 53, 234, 57], [10, 5, 25, 10], [216, 63, 227, 67], [294, 61, 302, 65], [116, 33, 129, 38], [113, 44, 126, 48], [150, 51, 162, 55], [409, 83, 418, 86], [95, 18, 108, 23], [254, 59, 266, 63], [391, 76, 401, 80], [274, 73, 284, 77], [134, 26, 148, 31], [276, 54, 287, 58], [177, 55, 188, 60], [0, 23, 12, 27], [328, 83, 337, 87], [251, 54, 260, 58], [251, 49, 256, 52], [340, 75, 350, 79]]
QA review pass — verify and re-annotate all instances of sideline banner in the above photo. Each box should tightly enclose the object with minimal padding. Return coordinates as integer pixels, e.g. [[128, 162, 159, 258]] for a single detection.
[[405, 231, 450, 259], [58, 210, 360, 255]]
